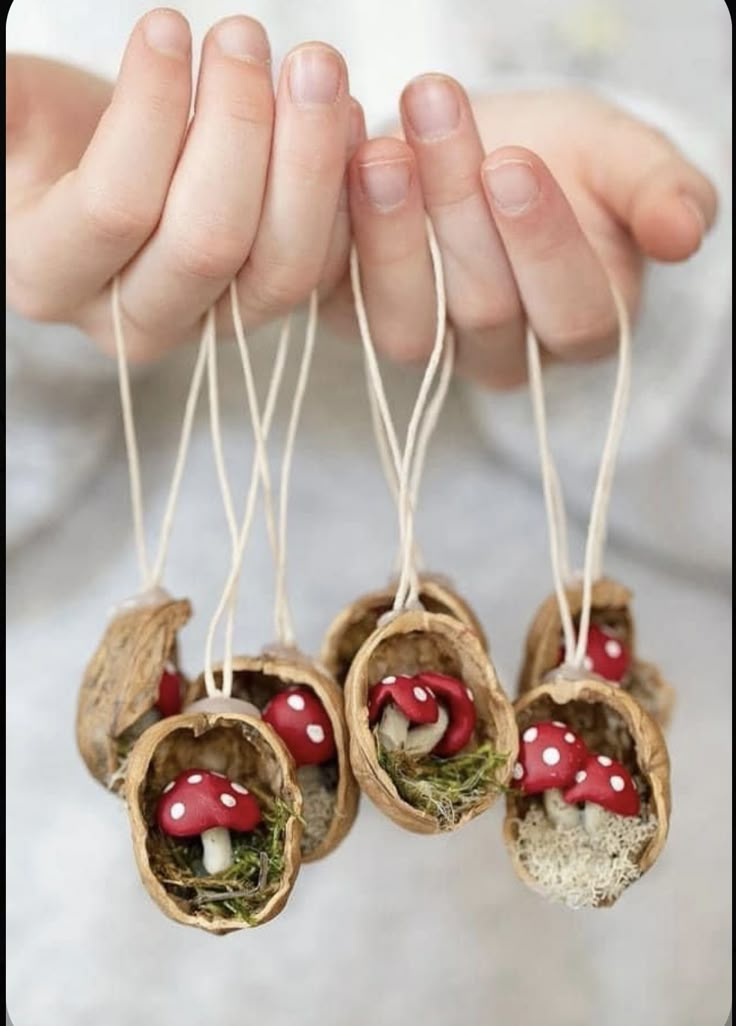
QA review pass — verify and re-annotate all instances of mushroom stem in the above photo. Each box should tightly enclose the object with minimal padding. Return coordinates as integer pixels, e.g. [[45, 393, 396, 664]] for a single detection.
[[582, 802, 608, 835], [377, 704, 410, 751], [201, 827, 233, 874], [404, 705, 450, 756], [543, 788, 581, 830]]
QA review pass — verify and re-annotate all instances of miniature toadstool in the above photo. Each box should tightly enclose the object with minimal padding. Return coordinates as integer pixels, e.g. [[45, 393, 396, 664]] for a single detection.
[[414, 672, 477, 756], [563, 752, 640, 832], [368, 675, 443, 753], [157, 768, 262, 874], [156, 662, 183, 718], [511, 720, 589, 829], [262, 687, 336, 766], [557, 624, 631, 683]]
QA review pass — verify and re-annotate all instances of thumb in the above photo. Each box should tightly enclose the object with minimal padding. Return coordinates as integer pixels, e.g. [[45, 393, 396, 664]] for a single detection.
[[586, 108, 718, 263]]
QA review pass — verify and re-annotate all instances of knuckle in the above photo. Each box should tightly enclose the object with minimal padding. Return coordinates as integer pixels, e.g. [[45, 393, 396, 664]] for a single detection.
[[169, 228, 247, 281], [244, 257, 318, 315], [80, 187, 159, 245], [542, 310, 619, 354]]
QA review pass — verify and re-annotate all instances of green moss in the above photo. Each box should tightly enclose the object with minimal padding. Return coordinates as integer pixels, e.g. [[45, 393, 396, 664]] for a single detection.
[[147, 790, 298, 925], [377, 739, 509, 830]]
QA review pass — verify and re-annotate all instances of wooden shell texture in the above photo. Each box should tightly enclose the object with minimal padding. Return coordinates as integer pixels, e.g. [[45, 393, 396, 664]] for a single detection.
[[126, 711, 303, 935], [518, 578, 676, 729], [321, 575, 489, 686], [188, 651, 359, 863], [345, 610, 518, 834], [504, 677, 671, 909], [76, 598, 194, 794]]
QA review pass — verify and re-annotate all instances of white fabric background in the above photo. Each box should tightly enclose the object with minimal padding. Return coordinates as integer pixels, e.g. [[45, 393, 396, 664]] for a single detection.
[[5, 2, 732, 1025]]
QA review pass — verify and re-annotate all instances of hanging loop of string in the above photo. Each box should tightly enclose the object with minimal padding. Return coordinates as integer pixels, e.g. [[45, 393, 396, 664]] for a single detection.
[[526, 282, 632, 671], [202, 287, 319, 699], [111, 277, 208, 595], [350, 217, 454, 615]]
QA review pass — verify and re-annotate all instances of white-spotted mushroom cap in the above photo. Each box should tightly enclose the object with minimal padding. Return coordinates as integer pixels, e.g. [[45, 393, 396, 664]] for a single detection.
[[557, 624, 631, 683], [414, 671, 477, 756], [512, 721, 588, 795], [368, 675, 440, 728], [262, 686, 337, 767], [563, 753, 640, 816], [156, 768, 262, 837]]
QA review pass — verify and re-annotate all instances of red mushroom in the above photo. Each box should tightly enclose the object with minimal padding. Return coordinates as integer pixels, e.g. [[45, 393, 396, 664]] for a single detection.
[[262, 687, 336, 767], [156, 662, 183, 718], [512, 721, 589, 829], [414, 672, 477, 756], [563, 752, 640, 832], [368, 675, 446, 754], [557, 624, 631, 684], [157, 768, 262, 874]]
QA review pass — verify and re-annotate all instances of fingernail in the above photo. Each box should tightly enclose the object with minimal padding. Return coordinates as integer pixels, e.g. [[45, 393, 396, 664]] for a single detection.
[[143, 10, 190, 59], [404, 76, 460, 140], [214, 17, 270, 64], [484, 159, 540, 214], [359, 160, 411, 211], [681, 194, 707, 239], [288, 47, 342, 107], [348, 101, 365, 152]]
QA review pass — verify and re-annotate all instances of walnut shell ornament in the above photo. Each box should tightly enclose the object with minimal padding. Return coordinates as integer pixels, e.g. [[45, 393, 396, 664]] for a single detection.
[[503, 676, 671, 909], [125, 710, 303, 934], [187, 649, 359, 863], [76, 596, 195, 794], [518, 578, 675, 729], [344, 610, 517, 834], [321, 574, 488, 686]]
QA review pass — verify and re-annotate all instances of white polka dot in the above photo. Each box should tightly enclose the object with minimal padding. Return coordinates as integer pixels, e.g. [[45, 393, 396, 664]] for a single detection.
[[575, 770, 587, 783], [287, 694, 306, 712], [413, 686, 428, 702], [610, 775, 625, 792], [170, 802, 186, 820], [523, 726, 538, 743], [382, 676, 397, 684], [553, 721, 565, 728], [219, 793, 237, 808], [187, 774, 203, 784], [512, 762, 524, 780], [306, 724, 325, 744], [466, 688, 474, 702], [597, 755, 613, 767], [231, 782, 249, 795], [542, 747, 561, 766], [564, 732, 576, 744], [583, 655, 594, 671], [605, 639, 622, 659], [163, 781, 175, 794]]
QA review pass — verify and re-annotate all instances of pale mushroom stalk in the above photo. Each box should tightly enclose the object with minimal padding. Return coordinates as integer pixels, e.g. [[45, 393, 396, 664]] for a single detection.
[[543, 788, 581, 830], [378, 704, 450, 755], [582, 802, 609, 834], [201, 827, 233, 874]]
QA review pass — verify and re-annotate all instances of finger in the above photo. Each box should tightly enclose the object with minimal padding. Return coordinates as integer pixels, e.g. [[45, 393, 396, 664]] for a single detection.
[[401, 74, 526, 387], [7, 9, 192, 322], [349, 136, 436, 364], [117, 16, 274, 355], [482, 146, 622, 361], [235, 43, 350, 325], [585, 109, 718, 262]]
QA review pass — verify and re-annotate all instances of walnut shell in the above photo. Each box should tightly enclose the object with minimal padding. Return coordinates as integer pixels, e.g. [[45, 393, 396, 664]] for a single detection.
[[188, 649, 359, 863], [125, 711, 303, 935], [503, 676, 671, 908], [76, 598, 194, 793], [518, 579, 675, 729], [344, 610, 518, 834], [321, 574, 488, 686]]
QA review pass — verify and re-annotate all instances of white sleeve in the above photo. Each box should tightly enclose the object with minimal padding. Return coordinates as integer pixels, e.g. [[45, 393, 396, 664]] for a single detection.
[[463, 85, 732, 581]]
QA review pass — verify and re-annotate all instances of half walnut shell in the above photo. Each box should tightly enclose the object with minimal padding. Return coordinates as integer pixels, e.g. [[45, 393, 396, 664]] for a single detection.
[[321, 574, 488, 687], [125, 711, 303, 935], [76, 597, 195, 793], [187, 650, 359, 863], [344, 610, 517, 834], [518, 578, 675, 729], [503, 677, 671, 909]]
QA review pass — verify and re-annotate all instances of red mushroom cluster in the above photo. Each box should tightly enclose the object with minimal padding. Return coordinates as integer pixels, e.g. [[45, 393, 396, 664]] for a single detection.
[[367, 671, 476, 758], [556, 624, 631, 684], [263, 687, 337, 767], [512, 720, 640, 832]]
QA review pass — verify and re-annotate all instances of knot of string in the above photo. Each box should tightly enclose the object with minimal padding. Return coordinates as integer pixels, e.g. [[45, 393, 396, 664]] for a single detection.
[[526, 283, 632, 670], [202, 287, 319, 699], [350, 218, 454, 614], [111, 277, 208, 593]]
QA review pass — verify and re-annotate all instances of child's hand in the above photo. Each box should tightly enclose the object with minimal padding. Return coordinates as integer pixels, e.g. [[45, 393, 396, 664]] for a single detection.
[[6, 10, 356, 361], [342, 77, 718, 388]]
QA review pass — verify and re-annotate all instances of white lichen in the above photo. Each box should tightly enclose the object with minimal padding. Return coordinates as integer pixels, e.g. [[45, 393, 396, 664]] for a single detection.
[[513, 805, 658, 909]]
